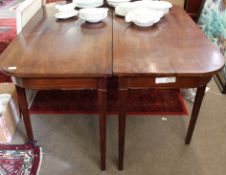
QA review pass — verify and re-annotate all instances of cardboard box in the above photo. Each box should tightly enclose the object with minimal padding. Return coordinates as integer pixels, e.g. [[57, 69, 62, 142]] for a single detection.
[[0, 83, 20, 143]]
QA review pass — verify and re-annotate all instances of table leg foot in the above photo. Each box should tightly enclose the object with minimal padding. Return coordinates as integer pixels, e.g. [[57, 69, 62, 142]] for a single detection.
[[15, 86, 34, 141], [185, 85, 206, 144], [98, 79, 107, 170]]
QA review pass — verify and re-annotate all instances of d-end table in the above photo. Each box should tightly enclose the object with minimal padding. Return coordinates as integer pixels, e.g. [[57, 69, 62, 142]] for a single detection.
[[0, 4, 113, 170], [113, 6, 225, 170]]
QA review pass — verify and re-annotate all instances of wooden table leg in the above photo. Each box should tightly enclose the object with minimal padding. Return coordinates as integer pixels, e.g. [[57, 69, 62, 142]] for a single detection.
[[15, 86, 34, 141], [185, 85, 207, 144], [118, 77, 128, 170], [97, 78, 107, 170]]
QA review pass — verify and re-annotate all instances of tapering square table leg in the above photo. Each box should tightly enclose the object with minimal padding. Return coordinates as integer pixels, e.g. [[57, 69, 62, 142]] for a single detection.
[[97, 78, 107, 170], [185, 85, 207, 144], [15, 85, 34, 141], [118, 77, 128, 170]]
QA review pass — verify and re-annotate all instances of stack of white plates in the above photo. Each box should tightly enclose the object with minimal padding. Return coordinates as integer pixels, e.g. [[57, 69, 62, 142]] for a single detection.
[[106, 0, 131, 7], [79, 8, 108, 23], [77, 0, 104, 8], [55, 3, 78, 19], [125, 8, 164, 27]]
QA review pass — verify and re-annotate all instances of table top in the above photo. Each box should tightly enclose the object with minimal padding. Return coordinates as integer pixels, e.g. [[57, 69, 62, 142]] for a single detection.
[[0, 3, 113, 78], [113, 6, 225, 77], [0, 4, 224, 79]]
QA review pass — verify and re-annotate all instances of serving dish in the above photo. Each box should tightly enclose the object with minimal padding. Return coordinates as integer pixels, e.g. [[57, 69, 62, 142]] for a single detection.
[[115, 2, 133, 16], [107, 0, 131, 7], [55, 10, 78, 19], [125, 8, 164, 27], [55, 3, 77, 12], [77, 0, 104, 8], [80, 14, 107, 23], [144, 0, 173, 14], [79, 8, 108, 23]]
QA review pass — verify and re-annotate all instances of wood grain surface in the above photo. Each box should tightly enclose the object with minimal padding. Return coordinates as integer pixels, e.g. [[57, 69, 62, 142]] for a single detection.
[[0, 4, 112, 78], [113, 6, 224, 77]]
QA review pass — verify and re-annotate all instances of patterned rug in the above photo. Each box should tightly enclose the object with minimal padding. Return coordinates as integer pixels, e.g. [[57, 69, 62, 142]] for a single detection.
[[0, 142, 42, 175], [30, 80, 188, 115]]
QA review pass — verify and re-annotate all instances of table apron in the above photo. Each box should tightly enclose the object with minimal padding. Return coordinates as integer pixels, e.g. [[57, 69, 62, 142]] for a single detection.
[[11, 77, 105, 90], [119, 76, 212, 89]]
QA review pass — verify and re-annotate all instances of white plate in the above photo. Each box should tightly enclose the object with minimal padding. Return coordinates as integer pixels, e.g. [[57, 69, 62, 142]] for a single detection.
[[125, 8, 162, 27], [115, 9, 125, 16], [77, 1, 104, 8], [79, 8, 108, 18], [55, 3, 77, 13], [144, 0, 173, 9], [133, 21, 156, 27], [143, 0, 172, 14], [55, 10, 78, 19], [107, 0, 131, 7], [80, 14, 107, 23], [77, 0, 103, 5], [115, 2, 133, 16]]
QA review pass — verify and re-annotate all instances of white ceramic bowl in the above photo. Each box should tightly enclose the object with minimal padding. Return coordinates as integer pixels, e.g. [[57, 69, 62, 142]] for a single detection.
[[79, 8, 108, 23], [77, 0, 103, 5], [55, 10, 78, 19], [125, 8, 163, 27], [79, 8, 108, 18], [131, 1, 148, 8], [107, 0, 131, 7], [143, 0, 173, 14], [115, 2, 133, 16], [77, 0, 104, 8], [55, 3, 77, 12], [80, 14, 107, 23]]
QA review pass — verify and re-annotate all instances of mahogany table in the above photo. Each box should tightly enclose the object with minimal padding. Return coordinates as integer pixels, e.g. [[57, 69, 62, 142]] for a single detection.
[[0, 4, 112, 170], [0, 2, 225, 172], [113, 6, 225, 170]]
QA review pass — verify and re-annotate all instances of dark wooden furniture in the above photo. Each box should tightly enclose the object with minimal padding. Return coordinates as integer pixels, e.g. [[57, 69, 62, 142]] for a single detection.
[[214, 72, 226, 93], [0, 3, 113, 170], [113, 6, 225, 170], [185, 0, 203, 20]]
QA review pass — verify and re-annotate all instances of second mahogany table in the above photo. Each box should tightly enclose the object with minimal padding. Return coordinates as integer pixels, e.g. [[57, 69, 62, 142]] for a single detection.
[[113, 6, 225, 170], [0, 4, 113, 170]]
